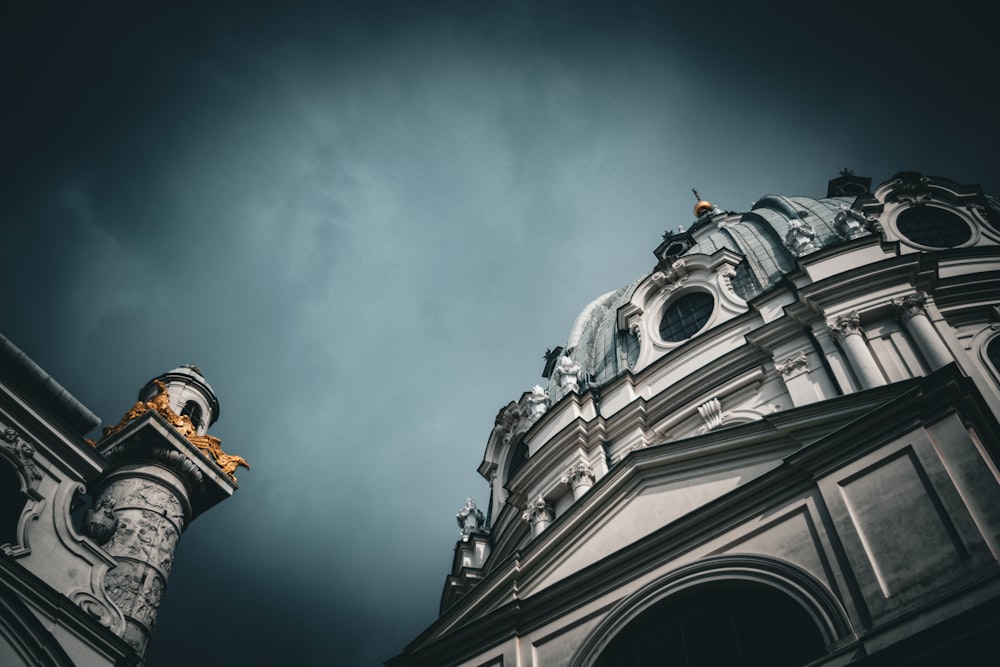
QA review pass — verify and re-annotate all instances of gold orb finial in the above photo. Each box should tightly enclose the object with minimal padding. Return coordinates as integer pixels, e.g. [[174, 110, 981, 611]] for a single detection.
[[692, 188, 713, 217]]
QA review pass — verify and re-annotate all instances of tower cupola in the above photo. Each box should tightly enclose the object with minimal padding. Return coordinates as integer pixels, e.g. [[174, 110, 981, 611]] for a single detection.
[[139, 365, 219, 436]]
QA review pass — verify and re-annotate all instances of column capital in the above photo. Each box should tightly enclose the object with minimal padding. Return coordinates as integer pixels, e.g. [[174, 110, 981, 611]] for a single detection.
[[775, 351, 810, 379], [828, 311, 862, 340], [560, 462, 595, 490], [522, 495, 554, 525], [893, 291, 929, 321]]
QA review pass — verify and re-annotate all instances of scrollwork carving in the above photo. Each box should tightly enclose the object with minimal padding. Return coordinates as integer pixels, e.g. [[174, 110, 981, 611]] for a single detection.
[[0, 423, 43, 488], [775, 351, 810, 379], [696, 397, 732, 434]]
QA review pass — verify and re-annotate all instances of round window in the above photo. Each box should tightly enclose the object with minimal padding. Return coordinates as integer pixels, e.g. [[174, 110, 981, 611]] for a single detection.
[[896, 207, 971, 248], [659, 291, 714, 342]]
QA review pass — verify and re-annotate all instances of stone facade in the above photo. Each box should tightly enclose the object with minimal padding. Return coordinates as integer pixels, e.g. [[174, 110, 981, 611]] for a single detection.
[[390, 172, 1000, 666], [0, 342, 244, 666]]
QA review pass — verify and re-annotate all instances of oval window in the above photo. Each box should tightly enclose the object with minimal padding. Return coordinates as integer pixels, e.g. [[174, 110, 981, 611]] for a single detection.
[[896, 207, 971, 248], [659, 292, 714, 342]]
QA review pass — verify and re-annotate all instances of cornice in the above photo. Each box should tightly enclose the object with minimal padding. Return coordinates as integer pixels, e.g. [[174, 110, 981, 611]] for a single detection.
[[410, 374, 963, 661]]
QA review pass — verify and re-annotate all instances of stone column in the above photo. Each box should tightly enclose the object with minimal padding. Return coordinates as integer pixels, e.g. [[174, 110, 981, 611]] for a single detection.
[[560, 462, 596, 500], [894, 291, 953, 370], [94, 464, 189, 655], [522, 496, 554, 538], [828, 311, 885, 389]]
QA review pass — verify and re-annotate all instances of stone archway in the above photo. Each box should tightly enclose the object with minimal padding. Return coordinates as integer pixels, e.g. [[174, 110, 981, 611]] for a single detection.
[[572, 555, 852, 667]]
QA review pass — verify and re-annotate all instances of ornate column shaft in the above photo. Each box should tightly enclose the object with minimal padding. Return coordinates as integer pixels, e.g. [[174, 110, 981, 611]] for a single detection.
[[96, 464, 188, 655], [828, 311, 885, 389], [894, 292, 953, 370]]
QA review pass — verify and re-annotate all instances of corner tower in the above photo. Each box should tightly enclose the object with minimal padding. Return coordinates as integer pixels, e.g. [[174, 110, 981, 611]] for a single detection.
[[89, 366, 249, 656]]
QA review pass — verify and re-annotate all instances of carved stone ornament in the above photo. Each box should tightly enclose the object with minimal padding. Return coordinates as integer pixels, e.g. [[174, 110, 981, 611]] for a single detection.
[[652, 260, 689, 295], [456, 497, 486, 540], [522, 495, 554, 525], [99, 380, 249, 481], [892, 291, 928, 321], [828, 311, 862, 339], [527, 385, 549, 420], [784, 218, 819, 256], [84, 497, 119, 546], [70, 591, 117, 629], [717, 265, 738, 296], [619, 441, 648, 462], [0, 424, 43, 487], [892, 176, 933, 205], [696, 397, 731, 434], [559, 461, 595, 489], [657, 276, 690, 298], [833, 204, 873, 240], [897, 192, 934, 206], [775, 351, 810, 379], [628, 318, 643, 342], [103, 559, 165, 646]]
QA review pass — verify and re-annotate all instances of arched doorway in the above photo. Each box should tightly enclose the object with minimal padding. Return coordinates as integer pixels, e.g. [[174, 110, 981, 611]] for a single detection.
[[593, 580, 825, 667]]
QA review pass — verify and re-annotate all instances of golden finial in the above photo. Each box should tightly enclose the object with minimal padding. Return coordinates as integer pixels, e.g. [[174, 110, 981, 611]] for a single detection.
[[692, 188, 713, 218]]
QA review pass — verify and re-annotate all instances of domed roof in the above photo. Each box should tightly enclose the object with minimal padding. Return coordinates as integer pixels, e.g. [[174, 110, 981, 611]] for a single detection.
[[552, 193, 859, 391]]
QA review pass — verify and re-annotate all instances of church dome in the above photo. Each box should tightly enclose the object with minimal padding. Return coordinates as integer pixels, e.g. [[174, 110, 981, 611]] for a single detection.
[[554, 192, 859, 392]]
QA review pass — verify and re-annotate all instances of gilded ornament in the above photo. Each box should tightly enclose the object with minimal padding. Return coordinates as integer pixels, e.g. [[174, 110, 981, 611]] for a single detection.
[[98, 380, 249, 481]]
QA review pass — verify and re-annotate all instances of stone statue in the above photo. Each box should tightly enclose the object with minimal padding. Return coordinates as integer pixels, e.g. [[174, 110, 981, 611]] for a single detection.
[[456, 497, 485, 540], [527, 385, 549, 419], [784, 217, 818, 256], [554, 355, 582, 392], [833, 204, 871, 240]]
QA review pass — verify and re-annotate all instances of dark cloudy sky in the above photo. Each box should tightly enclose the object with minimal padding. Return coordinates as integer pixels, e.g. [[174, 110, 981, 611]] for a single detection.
[[2, 2, 997, 665]]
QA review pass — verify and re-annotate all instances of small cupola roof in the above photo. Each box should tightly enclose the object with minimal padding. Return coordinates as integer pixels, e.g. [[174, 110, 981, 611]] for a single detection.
[[140, 364, 220, 427]]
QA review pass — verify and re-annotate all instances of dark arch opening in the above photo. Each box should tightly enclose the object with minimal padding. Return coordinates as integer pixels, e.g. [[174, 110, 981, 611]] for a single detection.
[[594, 580, 826, 667], [0, 459, 27, 547], [987, 337, 1000, 374], [505, 436, 528, 484], [180, 400, 204, 431]]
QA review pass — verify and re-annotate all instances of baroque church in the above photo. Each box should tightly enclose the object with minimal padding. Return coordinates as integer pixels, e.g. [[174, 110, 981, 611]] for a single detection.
[[1, 344, 247, 665], [4, 170, 1000, 666], [389, 171, 1000, 666]]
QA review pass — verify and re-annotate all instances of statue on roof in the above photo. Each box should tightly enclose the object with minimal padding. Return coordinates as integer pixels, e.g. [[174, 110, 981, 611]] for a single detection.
[[456, 497, 485, 540], [554, 355, 582, 393], [527, 384, 549, 419], [784, 217, 819, 256]]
